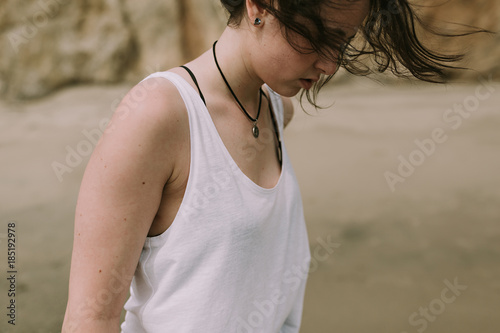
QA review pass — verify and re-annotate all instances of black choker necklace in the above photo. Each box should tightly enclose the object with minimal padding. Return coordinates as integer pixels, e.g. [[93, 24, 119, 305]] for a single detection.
[[213, 40, 263, 138]]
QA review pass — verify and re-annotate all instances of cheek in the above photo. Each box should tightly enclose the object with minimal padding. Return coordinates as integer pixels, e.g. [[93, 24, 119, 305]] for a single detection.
[[262, 30, 300, 65], [260, 57, 293, 82], [268, 49, 310, 76]]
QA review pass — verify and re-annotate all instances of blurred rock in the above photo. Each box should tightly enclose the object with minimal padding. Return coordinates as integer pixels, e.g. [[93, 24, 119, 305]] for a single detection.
[[0, 0, 134, 99], [0, 0, 497, 101], [0, 0, 225, 100]]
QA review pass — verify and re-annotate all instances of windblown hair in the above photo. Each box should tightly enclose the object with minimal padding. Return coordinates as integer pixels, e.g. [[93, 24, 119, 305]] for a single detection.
[[220, 0, 485, 107]]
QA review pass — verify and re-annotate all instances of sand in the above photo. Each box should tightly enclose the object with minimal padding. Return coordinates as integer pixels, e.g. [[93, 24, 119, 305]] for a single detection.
[[0, 76, 499, 333]]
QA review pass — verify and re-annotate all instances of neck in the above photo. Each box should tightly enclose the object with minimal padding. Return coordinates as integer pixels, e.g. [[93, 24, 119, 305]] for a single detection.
[[212, 27, 264, 112]]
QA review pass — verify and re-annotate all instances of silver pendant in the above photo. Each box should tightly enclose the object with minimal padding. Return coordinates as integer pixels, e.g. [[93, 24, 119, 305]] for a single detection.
[[252, 123, 259, 138]]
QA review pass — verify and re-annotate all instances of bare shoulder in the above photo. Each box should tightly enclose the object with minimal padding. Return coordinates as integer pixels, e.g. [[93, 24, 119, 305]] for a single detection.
[[102, 74, 189, 180], [107, 75, 188, 143], [281, 96, 294, 128]]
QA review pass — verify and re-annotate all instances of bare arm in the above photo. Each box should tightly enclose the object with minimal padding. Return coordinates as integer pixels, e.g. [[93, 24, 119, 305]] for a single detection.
[[62, 78, 186, 332]]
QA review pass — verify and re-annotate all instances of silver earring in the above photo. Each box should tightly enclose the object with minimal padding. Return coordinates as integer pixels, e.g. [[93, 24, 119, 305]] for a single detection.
[[254, 18, 262, 26]]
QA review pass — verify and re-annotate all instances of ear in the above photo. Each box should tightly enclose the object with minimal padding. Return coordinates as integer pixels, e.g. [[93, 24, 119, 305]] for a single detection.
[[245, 0, 267, 25]]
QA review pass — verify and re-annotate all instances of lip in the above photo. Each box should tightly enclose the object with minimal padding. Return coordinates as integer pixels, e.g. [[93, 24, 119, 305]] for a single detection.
[[300, 79, 314, 90]]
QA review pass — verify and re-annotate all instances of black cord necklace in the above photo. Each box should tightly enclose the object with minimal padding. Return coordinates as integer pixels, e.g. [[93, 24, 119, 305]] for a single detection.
[[213, 40, 263, 138]]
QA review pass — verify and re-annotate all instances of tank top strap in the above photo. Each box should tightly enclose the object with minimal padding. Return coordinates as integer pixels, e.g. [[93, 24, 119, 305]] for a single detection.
[[180, 66, 206, 106]]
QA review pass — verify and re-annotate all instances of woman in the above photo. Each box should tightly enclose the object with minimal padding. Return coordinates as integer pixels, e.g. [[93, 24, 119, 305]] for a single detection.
[[62, 0, 470, 332]]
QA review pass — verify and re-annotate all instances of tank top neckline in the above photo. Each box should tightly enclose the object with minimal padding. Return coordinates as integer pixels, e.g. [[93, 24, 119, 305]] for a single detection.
[[167, 71, 286, 193]]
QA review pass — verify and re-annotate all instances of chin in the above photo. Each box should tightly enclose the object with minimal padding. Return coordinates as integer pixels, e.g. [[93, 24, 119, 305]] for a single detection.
[[266, 84, 301, 98], [282, 89, 302, 98]]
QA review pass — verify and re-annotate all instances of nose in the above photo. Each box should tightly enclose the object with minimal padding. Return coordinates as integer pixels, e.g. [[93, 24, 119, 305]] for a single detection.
[[315, 57, 339, 76]]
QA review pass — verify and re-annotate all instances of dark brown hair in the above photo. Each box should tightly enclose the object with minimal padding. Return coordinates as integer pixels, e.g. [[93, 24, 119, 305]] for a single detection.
[[220, 0, 486, 107]]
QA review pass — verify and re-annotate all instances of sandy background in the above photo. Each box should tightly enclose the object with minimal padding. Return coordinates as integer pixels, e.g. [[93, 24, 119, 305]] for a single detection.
[[0, 74, 499, 332]]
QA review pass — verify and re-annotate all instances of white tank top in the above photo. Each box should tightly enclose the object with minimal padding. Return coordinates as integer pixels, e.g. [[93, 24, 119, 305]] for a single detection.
[[121, 72, 311, 333]]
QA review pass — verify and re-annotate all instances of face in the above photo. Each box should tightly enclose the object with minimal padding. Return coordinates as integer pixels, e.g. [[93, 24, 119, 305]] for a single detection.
[[252, 0, 370, 97]]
